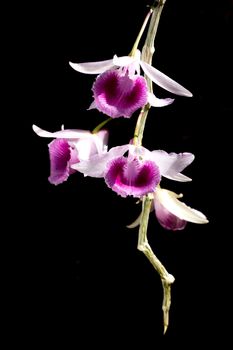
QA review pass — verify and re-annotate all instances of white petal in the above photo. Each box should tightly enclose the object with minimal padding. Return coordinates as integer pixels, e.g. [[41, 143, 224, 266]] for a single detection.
[[140, 61, 193, 97], [127, 212, 142, 228], [127, 196, 154, 228], [92, 130, 109, 155], [155, 188, 209, 224], [147, 92, 175, 107], [69, 58, 114, 74], [127, 145, 155, 164], [74, 138, 95, 161], [88, 101, 96, 110], [72, 144, 129, 177], [150, 150, 194, 182], [32, 125, 90, 139], [71, 153, 108, 177], [113, 55, 135, 67], [167, 173, 192, 182], [72, 130, 109, 161]]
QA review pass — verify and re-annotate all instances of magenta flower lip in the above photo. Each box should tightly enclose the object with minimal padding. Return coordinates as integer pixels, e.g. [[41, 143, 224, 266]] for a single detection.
[[92, 69, 148, 118], [104, 156, 161, 197], [48, 139, 75, 185]]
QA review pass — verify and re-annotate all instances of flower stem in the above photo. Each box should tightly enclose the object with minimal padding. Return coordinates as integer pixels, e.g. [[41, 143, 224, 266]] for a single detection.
[[129, 8, 153, 57], [133, 104, 150, 146], [133, 0, 166, 147], [137, 194, 175, 334], [142, 0, 166, 78], [134, 0, 175, 334], [92, 117, 112, 134]]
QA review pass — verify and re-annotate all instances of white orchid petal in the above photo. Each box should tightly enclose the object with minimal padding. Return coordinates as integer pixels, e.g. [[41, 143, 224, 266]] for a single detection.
[[128, 144, 148, 158], [127, 197, 154, 228], [127, 212, 142, 228], [147, 92, 175, 107], [140, 61, 193, 97], [72, 130, 108, 161], [75, 139, 94, 161], [150, 150, 194, 182], [113, 55, 135, 67], [32, 125, 90, 139], [88, 101, 96, 110], [165, 173, 192, 182], [71, 153, 109, 177], [107, 144, 129, 158], [155, 188, 209, 224], [92, 131, 109, 155], [69, 58, 114, 74], [72, 144, 129, 178]]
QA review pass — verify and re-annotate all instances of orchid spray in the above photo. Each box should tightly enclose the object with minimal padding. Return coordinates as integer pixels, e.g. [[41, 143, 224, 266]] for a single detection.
[[33, 0, 208, 333]]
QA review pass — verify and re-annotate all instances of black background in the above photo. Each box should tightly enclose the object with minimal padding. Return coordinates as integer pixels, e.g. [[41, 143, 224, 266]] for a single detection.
[[11, 0, 233, 347]]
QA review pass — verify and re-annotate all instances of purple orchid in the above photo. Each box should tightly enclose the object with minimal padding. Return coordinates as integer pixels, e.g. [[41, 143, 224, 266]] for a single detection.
[[69, 50, 192, 118], [128, 186, 208, 230], [154, 187, 208, 230], [32, 125, 108, 185], [72, 144, 194, 198]]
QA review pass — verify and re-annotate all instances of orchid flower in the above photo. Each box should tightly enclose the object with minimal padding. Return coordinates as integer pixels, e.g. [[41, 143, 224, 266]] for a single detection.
[[69, 49, 192, 118], [32, 125, 108, 185], [128, 186, 208, 230], [72, 143, 194, 198], [154, 187, 209, 229]]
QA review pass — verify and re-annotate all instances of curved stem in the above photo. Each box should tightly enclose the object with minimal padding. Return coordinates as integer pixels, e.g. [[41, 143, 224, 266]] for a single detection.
[[129, 8, 153, 57], [137, 195, 174, 334], [133, 1, 166, 147], [134, 0, 174, 334], [92, 117, 112, 134], [133, 104, 150, 146]]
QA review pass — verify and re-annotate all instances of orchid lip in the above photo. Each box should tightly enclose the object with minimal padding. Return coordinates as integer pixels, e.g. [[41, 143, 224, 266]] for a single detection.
[[104, 156, 161, 198], [48, 139, 75, 185], [92, 69, 148, 118]]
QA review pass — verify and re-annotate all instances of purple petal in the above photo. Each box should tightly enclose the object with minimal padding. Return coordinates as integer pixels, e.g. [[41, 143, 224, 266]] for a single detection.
[[48, 139, 77, 185], [150, 150, 195, 182], [92, 70, 148, 118], [140, 61, 193, 97], [154, 196, 187, 231], [69, 58, 114, 74], [104, 156, 161, 198]]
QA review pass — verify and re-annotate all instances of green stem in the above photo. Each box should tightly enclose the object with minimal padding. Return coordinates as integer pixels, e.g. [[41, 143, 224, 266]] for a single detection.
[[142, 0, 166, 70], [134, 0, 174, 334], [133, 104, 150, 146], [129, 8, 153, 57], [92, 117, 112, 134], [133, 1, 166, 147], [137, 195, 175, 335]]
